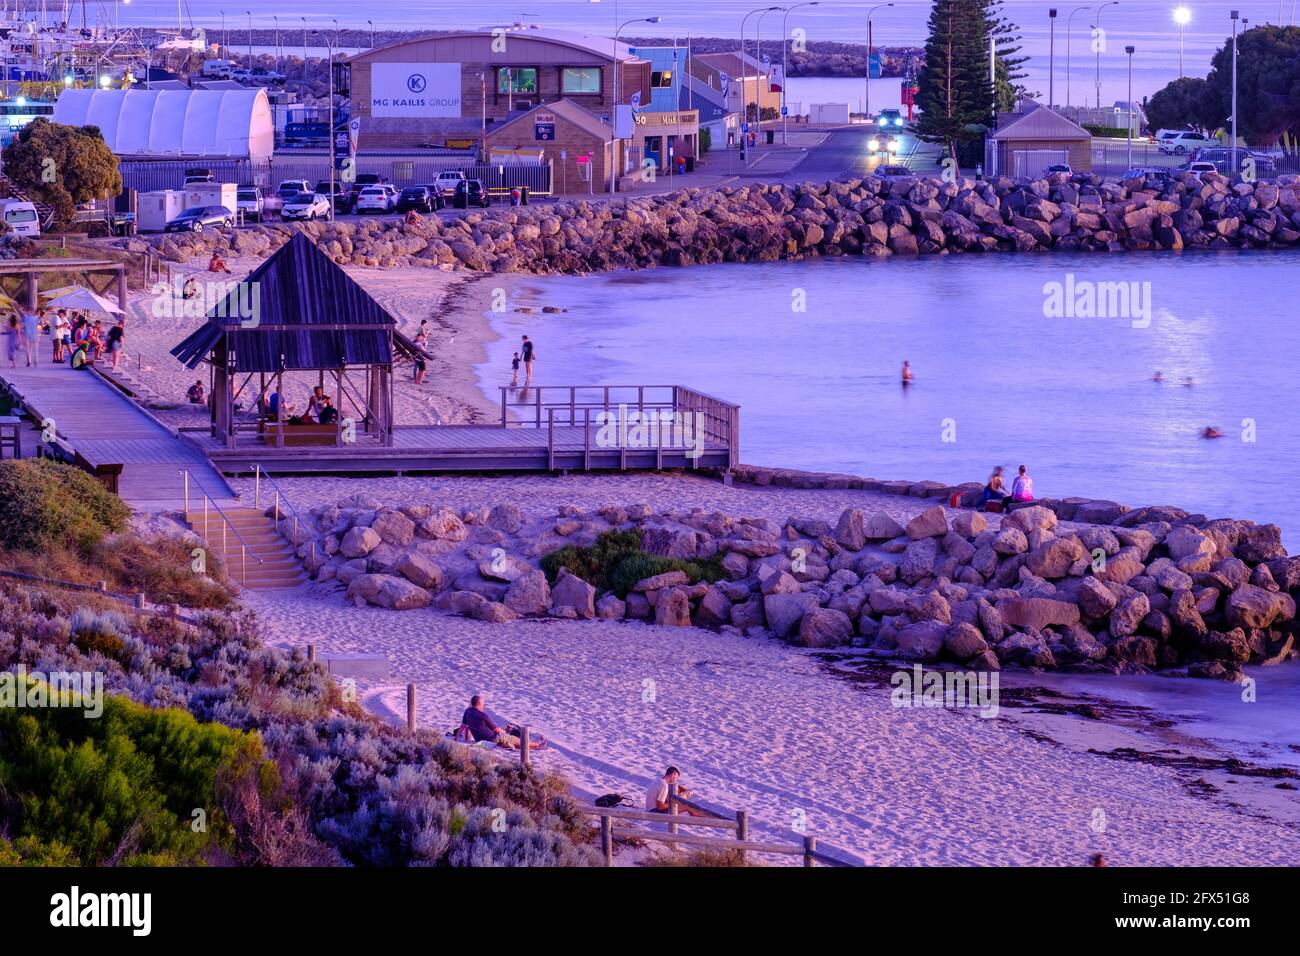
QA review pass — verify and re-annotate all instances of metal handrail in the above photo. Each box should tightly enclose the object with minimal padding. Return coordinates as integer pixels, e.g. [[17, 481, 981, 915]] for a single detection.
[[178, 468, 264, 585], [251, 463, 316, 564]]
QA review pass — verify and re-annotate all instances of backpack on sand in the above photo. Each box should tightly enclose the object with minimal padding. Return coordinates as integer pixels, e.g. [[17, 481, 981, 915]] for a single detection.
[[593, 793, 632, 808]]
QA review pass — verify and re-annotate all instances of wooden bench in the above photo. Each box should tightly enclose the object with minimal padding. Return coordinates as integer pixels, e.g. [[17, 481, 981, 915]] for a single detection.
[[72, 451, 123, 494], [0, 416, 21, 459], [263, 422, 338, 447]]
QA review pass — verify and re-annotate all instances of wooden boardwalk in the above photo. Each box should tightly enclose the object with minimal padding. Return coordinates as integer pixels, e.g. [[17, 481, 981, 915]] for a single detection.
[[0, 339, 235, 510]]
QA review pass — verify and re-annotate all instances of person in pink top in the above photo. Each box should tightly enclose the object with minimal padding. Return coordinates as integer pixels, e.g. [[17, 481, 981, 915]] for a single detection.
[[1010, 465, 1034, 502]]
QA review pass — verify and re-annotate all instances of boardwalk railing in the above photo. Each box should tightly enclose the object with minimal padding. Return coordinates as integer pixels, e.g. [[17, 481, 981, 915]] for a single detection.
[[499, 384, 740, 469], [0, 569, 204, 627], [179, 468, 262, 585], [252, 464, 316, 565]]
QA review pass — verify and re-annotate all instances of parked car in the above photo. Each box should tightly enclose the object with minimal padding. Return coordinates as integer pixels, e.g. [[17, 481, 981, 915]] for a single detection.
[[277, 179, 312, 201], [280, 192, 332, 221], [1045, 163, 1073, 174], [432, 170, 467, 199], [0, 199, 40, 237], [453, 179, 492, 208], [1189, 147, 1276, 177], [876, 108, 905, 129], [345, 173, 386, 204], [250, 66, 285, 83], [396, 186, 437, 213], [314, 180, 355, 214], [1184, 161, 1219, 174], [230, 68, 253, 84], [183, 167, 214, 186], [236, 185, 264, 222], [164, 204, 234, 232], [1159, 130, 1215, 154], [354, 186, 395, 214], [873, 164, 912, 179]]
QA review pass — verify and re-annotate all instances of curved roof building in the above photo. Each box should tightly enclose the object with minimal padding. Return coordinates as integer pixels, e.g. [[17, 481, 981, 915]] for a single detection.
[[51, 88, 274, 161]]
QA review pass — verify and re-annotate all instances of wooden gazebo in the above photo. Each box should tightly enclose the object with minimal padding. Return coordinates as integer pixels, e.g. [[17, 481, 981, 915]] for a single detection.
[[171, 233, 398, 450]]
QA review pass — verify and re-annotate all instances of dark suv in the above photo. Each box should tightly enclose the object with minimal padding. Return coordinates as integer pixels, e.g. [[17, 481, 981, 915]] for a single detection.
[[314, 180, 354, 214], [453, 179, 491, 209], [397, 186, 440, 213]]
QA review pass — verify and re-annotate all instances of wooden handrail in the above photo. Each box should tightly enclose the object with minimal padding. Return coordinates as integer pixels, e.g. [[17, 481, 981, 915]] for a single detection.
[[573, 804, 739, 829], [610, 829, 802, 854]]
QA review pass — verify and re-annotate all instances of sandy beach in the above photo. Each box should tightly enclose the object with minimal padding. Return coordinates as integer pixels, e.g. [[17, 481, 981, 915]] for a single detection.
[[107, 256, 1300, 865]]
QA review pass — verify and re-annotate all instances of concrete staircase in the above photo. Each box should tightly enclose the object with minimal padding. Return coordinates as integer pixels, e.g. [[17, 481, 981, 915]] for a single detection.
[[0, 170, 56, 228], [184, 506, 307, 590]]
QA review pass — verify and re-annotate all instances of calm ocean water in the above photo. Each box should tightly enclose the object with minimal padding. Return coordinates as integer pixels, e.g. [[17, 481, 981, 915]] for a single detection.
[[481, 251, 1300, 548], [121, 0, 1250, 105]]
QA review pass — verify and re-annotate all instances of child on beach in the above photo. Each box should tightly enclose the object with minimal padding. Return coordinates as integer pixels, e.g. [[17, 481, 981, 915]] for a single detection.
[[510, 351, 521, 387]]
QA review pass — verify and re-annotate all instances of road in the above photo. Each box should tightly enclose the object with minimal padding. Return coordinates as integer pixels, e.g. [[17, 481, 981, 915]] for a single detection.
[[738, 123, 940, 185]]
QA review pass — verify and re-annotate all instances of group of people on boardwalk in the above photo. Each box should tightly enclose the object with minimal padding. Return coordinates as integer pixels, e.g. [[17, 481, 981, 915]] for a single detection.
[[255, 383, 339, 425], [4, 306, 125, 371]]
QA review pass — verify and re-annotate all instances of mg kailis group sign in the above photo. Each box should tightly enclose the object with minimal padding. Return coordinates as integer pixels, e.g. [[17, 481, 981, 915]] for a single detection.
[[370, 63, 462, 117]]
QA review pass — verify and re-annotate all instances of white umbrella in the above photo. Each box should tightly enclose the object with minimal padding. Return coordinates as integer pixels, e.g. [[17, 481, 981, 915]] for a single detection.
[[43, 286, 125, 315]]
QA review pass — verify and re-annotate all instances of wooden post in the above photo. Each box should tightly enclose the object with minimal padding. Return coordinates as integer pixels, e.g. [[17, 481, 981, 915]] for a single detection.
[[97, 580, 108, 593], [600, 813, 614, 866], [307, 643, 316, 663], [735, 810, 749, 866], [803, 835, 817, 867], [519, 725, 531, 769], [169, 603, 180, 620], [667, 781, 679, 846], [134, 592, 146, 609], [406, 683, 416, 733]]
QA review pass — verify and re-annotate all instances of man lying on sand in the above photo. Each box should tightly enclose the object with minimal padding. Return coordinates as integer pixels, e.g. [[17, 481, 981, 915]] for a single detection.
[[455, 693, 546, 751]]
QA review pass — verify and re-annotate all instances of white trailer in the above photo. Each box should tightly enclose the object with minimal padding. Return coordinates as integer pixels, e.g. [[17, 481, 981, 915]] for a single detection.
[[137, 190, 187, 232]]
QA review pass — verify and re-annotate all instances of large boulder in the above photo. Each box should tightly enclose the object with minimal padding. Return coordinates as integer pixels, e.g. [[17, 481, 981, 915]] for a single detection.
[[339, 526, 381, 559], [487, 503, 524, 534], [1109, 593, 1151, 638], [1225, 583, 1296, 630], [763, 592, 821, 639], [1002, 505, 1058, 534], [655, 587, 693, 627], [504, 569, 552, 615], [1165, 525, 1214, 561], [992, 527, 1029, 555], [1024, 536, 1086, 579], [419, 508, 469, 542], [905, 504, 948, 539], [944, 621, 989, 660], [797, 608, 853, 648], [863, 511, 906, 540], [1076, 576, 1118, 618], [895, 620, 948, 661], [998, 596, 1081, 630], [395, 552, 445, 591], [345, 573, 432, 610], [371, 509, 416, 547], [900, 538, 939, 583], [552, 572, 597, 619], [834, 508, 867, 550], [694, 587, 734, 628], [951, 511, 988, 538]]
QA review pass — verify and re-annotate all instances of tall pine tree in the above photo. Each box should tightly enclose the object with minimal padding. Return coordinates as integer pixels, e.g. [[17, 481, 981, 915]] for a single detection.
[[915, 0, 994, 163]]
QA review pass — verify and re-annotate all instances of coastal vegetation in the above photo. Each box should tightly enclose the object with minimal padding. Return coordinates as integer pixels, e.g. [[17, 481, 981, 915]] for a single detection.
[[540, 529, 726, 598]]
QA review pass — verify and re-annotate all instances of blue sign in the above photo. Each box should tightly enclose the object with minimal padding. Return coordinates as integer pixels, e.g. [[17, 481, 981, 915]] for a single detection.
[[741, 122, 749, 134], [869, 52, 882, 80], [535, 122, 555, 141], [780, 106, 788, 117], [406, 72, 427, 93]]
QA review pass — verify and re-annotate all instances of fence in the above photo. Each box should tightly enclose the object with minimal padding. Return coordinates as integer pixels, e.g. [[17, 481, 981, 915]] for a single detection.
[[0, 568, 202, 626], [119, 156, 553, 197], [388, 678, 851, 867]]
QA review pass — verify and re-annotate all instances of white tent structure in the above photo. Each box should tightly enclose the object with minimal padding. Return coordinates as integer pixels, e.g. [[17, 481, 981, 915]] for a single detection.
[[52, 89, 274, 162]]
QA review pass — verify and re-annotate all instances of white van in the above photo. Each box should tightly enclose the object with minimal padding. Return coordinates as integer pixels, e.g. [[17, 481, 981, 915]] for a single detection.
[[0, 199, 40, 237]]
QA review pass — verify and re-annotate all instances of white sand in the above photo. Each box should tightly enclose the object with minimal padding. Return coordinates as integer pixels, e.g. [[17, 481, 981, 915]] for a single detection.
[[237, 472, 1300, 866]]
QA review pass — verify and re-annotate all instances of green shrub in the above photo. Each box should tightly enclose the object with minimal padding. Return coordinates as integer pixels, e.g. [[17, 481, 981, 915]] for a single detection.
[[1083, 124, 1131, 139], [0, 459, 128, 554], [0, 680, 267, 865], [540, 529, 725, 598]]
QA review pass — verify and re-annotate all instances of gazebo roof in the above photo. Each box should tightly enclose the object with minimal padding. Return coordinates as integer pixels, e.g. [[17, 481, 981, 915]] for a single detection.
[[171, 233, 397, 373]]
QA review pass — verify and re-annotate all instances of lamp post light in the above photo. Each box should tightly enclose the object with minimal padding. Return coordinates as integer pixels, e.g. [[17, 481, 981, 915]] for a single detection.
[[1049, 9, 1057, 110], [300, 16, 307, 80], [611, 15, 661, 194], [740, 7, 780, 140], [273, 15, 280, 75], [1065, 6, 1090, 108], [864, 3, 894, 123], [221, 10, 226, 56], [1231, 10, 1239, 175], [1173, 6, 1190, 77], [781, 1, 819, 144], [756, 5, 784, 136], [1093, 1, 1118, 109], [246, 11, 252, 64], [369, 20, 375, 49], [1125, 45, 1135, 168], [325, 30, 336, 223]]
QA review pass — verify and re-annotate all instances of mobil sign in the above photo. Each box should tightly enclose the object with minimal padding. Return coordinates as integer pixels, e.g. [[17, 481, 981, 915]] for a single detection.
[[370, 62, 462, 117]]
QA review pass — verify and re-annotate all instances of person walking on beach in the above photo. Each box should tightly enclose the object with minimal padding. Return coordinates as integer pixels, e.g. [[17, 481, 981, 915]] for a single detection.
[[521, 335, 535, 386], [1010, 464, 1034, 503], [510, 351, 521, 387]]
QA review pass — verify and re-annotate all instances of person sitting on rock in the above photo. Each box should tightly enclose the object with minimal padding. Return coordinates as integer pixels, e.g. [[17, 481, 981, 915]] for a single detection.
[[455, 693, 545, 750], [979, 466, 1008, 506], [1010, 464, 1034, 502]]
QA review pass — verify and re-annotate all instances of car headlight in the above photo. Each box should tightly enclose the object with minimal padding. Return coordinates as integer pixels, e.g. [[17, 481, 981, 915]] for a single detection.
[[888, 139, 899, 152]]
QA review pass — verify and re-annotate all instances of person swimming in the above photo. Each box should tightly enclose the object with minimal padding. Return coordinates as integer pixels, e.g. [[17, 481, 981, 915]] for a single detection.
[[1152, 370, 1164, 382], [1183, 375, 1196, 387], [901, 360, 914, 385], [1202, 426, 1223, 439]]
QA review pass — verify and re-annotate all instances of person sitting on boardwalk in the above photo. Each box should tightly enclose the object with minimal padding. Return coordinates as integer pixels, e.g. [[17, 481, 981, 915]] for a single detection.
[[317, 396, 338, 425], [69, 339, 93, 370], [645, 766, 708, 817], [187, 380, 205, 404], [1010, 464, 1034, 503], [208, 252, 230, 274], [455, 693, 545, 751], [306, 385, 327, 420], [979, 466, 1008, 507], [89, 320, 106, 360]]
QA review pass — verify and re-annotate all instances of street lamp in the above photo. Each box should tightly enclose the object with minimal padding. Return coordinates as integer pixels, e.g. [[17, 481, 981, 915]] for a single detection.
[[1125, 45, 1135, 168], [1049, 9, 1057, 109], [740, 7, 781, 141], [1065, 6, 1089, 109], [300, 16, 307, 80], [247, 11, 252, 64], [273, 15, 280, 75], [612, 15, 661, 194], [221, 10, 226, 56], [756, 5, 784, 135], [324, 30, 337, 223], [865, 3, 894, 123], [781, 1, 819, 144], [1230, 10, 1239, 175], [1093, 1, 1118, 109], [368, 20, 375, 49], [1173, 6, 1190, 77]]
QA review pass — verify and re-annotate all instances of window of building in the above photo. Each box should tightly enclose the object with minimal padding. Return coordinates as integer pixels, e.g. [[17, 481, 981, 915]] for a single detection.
[[651, 70, 674, 88], [497, 67, 537, 94], [562, 67, 601, 94]]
